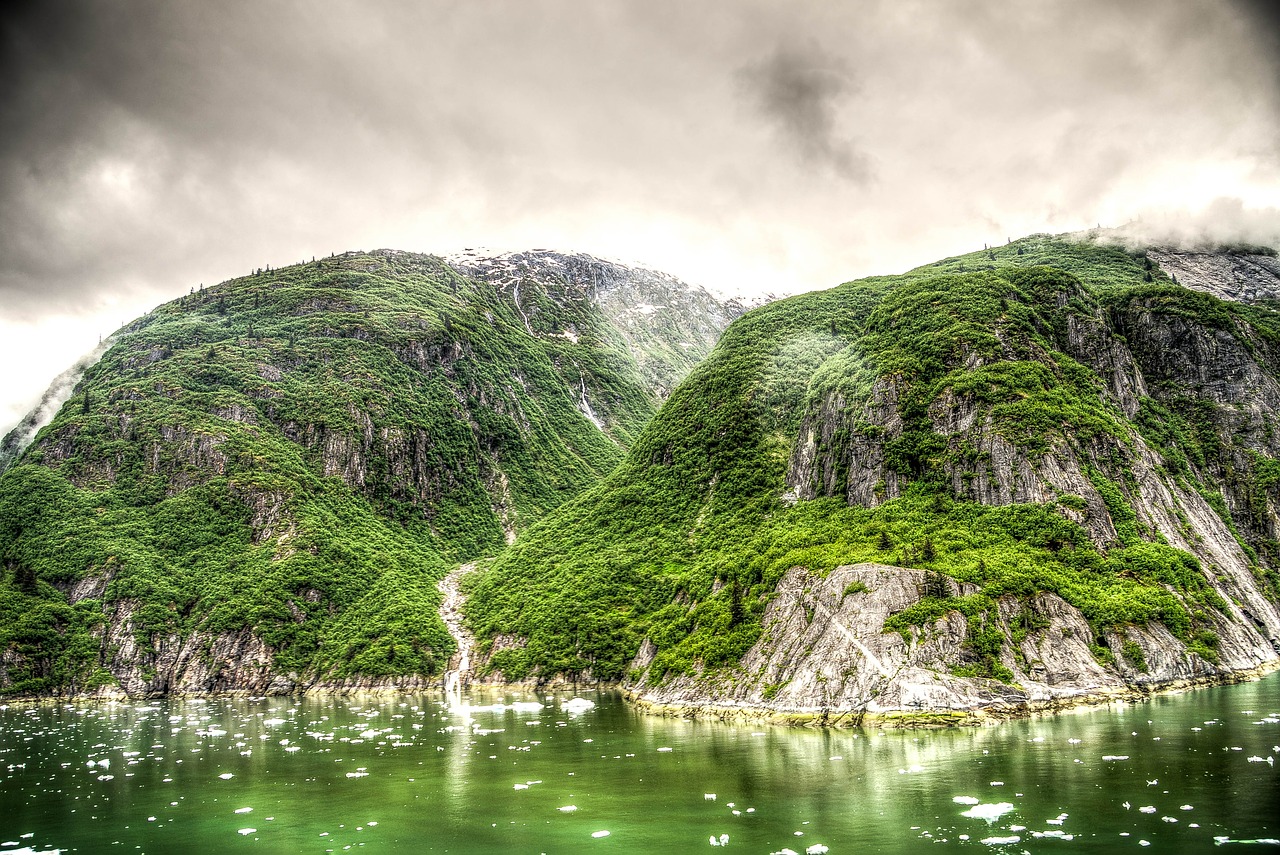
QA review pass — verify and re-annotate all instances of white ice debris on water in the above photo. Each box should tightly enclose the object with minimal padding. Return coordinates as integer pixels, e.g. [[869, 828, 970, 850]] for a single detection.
[[558, 806, 577, 812], [962, 803, 1016, 823], [234, 807, 253, 814], [561, 698, 596, 715], [980, 836, 1020, 845], [218, 773, 234, 780], [237, 828, 256, 836], [709, 833, 730, 846], [592, 830, 610, 838], [705, 794, 717, 800], [806, 845, 830, 854], [657, 746, 673, 752], [510, 702, 544, 713], [953, 796, 980, 805], [1102, 755, 1129, 761]]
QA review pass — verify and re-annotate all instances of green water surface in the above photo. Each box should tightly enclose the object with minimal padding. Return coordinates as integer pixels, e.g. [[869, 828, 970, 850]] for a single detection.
[[1, 674, 1277, 853]]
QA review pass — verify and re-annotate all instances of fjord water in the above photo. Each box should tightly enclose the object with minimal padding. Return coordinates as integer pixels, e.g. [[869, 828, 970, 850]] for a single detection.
[[1, 675, 1277, 854]]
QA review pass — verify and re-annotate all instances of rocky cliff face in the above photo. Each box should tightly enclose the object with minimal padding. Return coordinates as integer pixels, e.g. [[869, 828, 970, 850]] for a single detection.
[[627, 563, 1277, 725], [1146, 248, 1280, 304]]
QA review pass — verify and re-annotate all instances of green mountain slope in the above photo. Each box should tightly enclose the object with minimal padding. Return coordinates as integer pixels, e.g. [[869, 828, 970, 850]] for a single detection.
[[466, 235, 1280, 707], [0, 249, 733, 696]]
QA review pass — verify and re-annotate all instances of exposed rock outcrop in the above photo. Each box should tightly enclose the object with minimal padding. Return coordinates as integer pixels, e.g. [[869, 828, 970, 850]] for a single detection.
[[1147, 248, 1280, 304], [626, 564, 1280, 726]]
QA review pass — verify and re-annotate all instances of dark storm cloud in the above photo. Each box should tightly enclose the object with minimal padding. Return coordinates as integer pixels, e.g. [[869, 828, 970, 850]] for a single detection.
[[737, 41, 870, 183]]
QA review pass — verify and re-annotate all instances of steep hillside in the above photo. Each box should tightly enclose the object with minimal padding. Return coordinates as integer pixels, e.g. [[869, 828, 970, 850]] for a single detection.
[[0, 249, 733, 697], [449, 250, 741, 400], [466, 235, 1280, 720]]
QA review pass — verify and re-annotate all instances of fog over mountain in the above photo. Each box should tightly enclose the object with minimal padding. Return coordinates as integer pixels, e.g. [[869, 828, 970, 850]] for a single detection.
[[1, 0, 1278, 432]]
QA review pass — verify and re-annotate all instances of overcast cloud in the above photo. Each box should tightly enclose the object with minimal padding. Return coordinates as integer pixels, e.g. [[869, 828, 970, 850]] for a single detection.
[[1, 0, 1279, 431]]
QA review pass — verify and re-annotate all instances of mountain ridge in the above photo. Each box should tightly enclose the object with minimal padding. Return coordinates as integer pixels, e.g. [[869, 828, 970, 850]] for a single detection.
[[0, 248, 737, 696]]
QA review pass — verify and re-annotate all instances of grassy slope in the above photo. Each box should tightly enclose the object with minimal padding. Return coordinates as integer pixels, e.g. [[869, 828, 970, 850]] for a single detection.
[[0, 250, 693, 694], [466, 236, 1280, 683]]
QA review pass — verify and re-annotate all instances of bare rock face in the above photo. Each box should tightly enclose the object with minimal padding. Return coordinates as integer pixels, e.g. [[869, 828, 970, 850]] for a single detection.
[[626, 564, 1278, 725], [1147, 249, 1280, 305], [96, 600, 287, 697]]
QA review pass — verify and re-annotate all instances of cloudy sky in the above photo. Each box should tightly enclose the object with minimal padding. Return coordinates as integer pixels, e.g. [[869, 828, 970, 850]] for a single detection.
[[2, 0, 1279, 432]]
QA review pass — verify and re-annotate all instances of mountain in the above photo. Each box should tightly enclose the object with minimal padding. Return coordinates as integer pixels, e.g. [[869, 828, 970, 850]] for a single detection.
[[465, 234, 1280, 722], [0, 249, 736, 697]]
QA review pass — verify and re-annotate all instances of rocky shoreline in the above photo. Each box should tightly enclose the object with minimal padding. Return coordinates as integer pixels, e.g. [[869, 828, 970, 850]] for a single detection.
[[625, 658, 1280, 728], [6, 659, 1278, 732]]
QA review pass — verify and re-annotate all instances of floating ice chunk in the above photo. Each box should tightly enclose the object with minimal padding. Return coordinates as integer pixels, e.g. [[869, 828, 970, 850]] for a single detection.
[[1180, 805, 1193, 811], [218, 773, 234, 780], [1102, 755, 1129, 761], [980, 836, 1020, 845], [806, 845, 829, 854], [961, 803, 1016, 823], [511, 702, 544, 713], [238, 828, 256, 835], [235, 807, 253, 814], [591, 830, 610, 838], [989, 781, 1004, 786], [346, 771, 369, 778], [1162, 816, 1178, 823], [705, 794, 717, 801], [1139, 806, 1156, 814], [1067, 738, 1081, 744], [770, 850, 800, 855], [559, 806, 577, 812], [561, 698, 596, 715], [954, 797, 980, 805], [657, 747, 673, 752]]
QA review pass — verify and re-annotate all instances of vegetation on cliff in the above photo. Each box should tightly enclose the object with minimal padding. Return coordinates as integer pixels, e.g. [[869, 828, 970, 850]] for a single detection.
[[466, 236, 1280, 685], [0, 250, 728, 694]]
